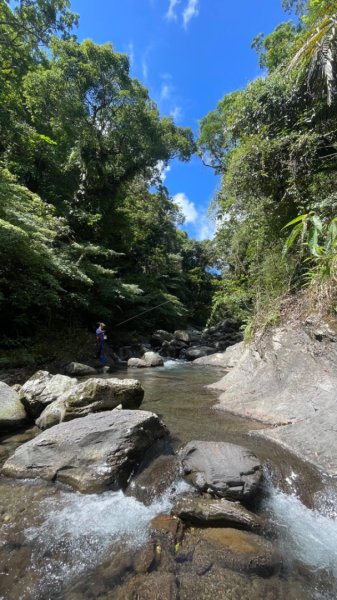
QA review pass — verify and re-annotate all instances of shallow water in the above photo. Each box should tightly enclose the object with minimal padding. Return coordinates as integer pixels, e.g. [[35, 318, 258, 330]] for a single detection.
[[0, 361, 337, 599]]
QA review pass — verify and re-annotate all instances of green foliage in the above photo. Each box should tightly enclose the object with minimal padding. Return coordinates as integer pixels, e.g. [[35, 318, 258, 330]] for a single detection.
[[0, 1, 215, 352], [199, 0, 337, 332]]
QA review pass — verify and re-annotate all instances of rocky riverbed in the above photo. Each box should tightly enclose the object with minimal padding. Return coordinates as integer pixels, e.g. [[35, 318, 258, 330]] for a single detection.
[[0, 353, 337, 599]]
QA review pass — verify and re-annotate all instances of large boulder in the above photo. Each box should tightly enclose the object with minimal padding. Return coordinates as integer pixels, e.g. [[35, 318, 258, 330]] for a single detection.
[[0, 383, 27, 432], [19, 371, 76, 418], [171, 495, 261, 531], [35, 378, 144, 430], [179, 441, 262, 501], [2, 410, 169, 493], [151, 330, 174, 347], [64, 362, 97, 377], [127, 358, 147, 368]]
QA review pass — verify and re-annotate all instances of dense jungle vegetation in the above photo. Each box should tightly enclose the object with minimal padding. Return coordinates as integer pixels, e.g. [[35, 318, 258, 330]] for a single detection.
[[1, 0, 337, 365], [0, 0, 217, 364], [200, 0, 337, 335]]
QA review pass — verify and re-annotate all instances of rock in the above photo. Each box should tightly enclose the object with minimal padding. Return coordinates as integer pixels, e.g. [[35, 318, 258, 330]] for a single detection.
[[179, 441, 262, 501], [178, 566, 306, 600], [151, 330, 175, 346], [196, 528, 281, 576], [161, 340, 188, 358], [193, 341, 245, 367], [172, 495, 261, 531], [127, 455, 178, 505], [174, 330, 190, 343], [186, 328, 202, 343], [2, 410, 169, 493], [19, 371, 77, 418], [112, 572, 178, 600], [143, 351, 164, 367], [11, 384, 22, 393], [128, 352, 163, 368], [64, 362, 97, 376], [0, 383, 27, 432], [210, 323, 337, 476], [181, 346, 216, 361], [150, 514, 184, 543], [127, 357, 147, 368], [35, 378, 144, 430]]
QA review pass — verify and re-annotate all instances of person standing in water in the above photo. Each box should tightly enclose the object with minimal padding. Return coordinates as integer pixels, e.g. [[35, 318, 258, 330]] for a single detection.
[[96, 322, 108, 365]]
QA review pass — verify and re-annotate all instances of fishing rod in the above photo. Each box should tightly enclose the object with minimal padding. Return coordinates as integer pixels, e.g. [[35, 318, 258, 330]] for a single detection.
[[114, 300, 172, 328]]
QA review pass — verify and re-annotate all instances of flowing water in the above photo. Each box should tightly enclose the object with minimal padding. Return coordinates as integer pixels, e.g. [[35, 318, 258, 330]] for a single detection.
[[1, 361, 337, 599]]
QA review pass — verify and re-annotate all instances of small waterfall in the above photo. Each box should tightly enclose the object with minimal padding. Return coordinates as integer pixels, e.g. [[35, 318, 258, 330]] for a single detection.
[[265, 483, 337, 576], [24, 479, 190, 595]]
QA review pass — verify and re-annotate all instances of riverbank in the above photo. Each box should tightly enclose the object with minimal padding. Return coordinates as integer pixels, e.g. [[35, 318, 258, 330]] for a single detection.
[[209, 317, 337, 478]]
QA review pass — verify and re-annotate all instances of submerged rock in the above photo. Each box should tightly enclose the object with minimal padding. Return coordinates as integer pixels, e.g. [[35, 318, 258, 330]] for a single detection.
[[35, 377, 144, 429], [64, 362, 97, 376], [19, 371, 76, 418], [127, 455, 178, 505], [0, 383, 27, 432], [2, 410, 169, 493], [172, 495, 261, 531], [177, 527, 281, 578], [179, 441, 262, 500]]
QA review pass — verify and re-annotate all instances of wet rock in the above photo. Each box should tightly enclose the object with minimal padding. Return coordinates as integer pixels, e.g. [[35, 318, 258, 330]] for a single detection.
[[182, 346, 216, 361], [127, 455, 178, 505], [177, 527, 281, 578], [178, 569, 308, 600], [172, 495, 261, 531], [112, 572, 178, 600], [192, 341, 245, 368], [197, 528, 281, 576], [2, 410, 169, 493], [150, 514, 184, 544], [35, 378, 144, 429], [179, 441, 262, 501], [0, 383, 27, 432], [19, 371, 76, 418], [64, 362, 97, 376]]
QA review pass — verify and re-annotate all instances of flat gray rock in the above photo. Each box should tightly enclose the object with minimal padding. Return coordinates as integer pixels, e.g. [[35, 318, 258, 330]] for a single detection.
[[172, 495, 261, 531], [179, 441, 262, 500], [0, 383, 27, 432], [35, 377, 144, 429], [2, 410, 169, 493], [193, 342, 244, 368]]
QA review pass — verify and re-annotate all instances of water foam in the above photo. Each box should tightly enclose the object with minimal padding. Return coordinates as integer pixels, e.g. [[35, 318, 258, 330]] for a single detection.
[[266, 487, 337, 575]]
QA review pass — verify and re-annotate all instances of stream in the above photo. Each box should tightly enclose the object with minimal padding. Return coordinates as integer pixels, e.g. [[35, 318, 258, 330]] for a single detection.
[[1, 361, 337, 599]]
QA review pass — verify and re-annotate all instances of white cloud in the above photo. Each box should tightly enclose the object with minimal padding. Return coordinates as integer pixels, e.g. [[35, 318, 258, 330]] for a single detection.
[[155, 161, 171, 183], [173, 192, 198, 224], [142, 59, 148, 80], [197, 219, 216, 241], [170, 105, 182, 122], [127, 42, 135, 67], [183, 0, 199, 28], [166, 0, 180, 20], [160, 83, 171, 101]]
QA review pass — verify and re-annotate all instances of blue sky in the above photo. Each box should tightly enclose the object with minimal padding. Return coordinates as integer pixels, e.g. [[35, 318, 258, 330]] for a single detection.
[[71, 0, 288, 239]]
